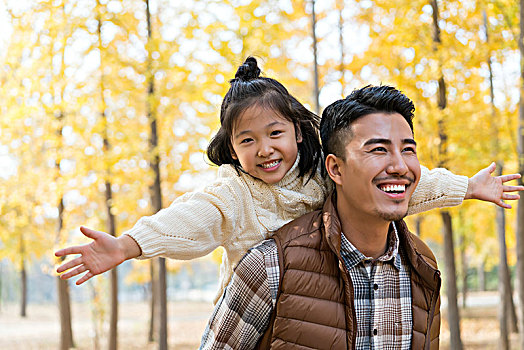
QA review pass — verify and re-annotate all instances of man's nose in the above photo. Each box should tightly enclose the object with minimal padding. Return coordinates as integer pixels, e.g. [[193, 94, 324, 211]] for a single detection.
[[258, 141, 274, 157], [386, 152, 408, 175]]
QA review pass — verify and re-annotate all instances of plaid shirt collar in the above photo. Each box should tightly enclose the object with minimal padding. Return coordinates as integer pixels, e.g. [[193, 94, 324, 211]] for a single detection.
[[340, 222, 402, 271]]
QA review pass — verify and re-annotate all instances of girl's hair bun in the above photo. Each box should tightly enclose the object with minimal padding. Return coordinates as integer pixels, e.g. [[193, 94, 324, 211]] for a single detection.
[[234, 57, 261, 81]]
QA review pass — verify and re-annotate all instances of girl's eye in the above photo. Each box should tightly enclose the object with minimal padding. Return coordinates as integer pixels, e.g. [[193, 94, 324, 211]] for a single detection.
[[240, 138, 253, 144], [270, 130, 283, 136]]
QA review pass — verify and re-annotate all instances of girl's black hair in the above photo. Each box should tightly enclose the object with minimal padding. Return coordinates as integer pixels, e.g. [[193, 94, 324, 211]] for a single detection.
[[207, 57, 321, 181]]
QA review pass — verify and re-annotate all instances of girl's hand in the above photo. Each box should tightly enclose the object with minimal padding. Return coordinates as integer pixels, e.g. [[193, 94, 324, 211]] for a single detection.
[[55, 226, 140, 285], [465, 162, 524, 209]]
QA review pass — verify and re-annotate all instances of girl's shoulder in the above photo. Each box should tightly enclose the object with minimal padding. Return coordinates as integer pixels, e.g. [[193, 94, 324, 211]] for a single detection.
[[217, 164, 239, 178]]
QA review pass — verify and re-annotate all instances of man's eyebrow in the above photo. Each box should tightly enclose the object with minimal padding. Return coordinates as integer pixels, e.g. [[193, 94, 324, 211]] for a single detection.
[[234, 121, 284, 139], [363, 138, 391, 146], [363, 138, 417, 146]]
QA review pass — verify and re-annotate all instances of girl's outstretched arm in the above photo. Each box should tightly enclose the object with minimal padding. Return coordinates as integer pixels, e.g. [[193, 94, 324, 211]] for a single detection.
[[408, 162, 523, 215], [465, 162, 523, 209], [55, 226, 141, 285]]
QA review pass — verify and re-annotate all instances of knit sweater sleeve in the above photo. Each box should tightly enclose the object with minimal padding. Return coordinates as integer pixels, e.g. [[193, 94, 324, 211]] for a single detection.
[[124, 176, 244, 260], [407, 165, 469, 216]]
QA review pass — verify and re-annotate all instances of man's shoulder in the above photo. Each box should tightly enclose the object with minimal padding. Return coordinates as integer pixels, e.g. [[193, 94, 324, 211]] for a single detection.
[[397, 221, 438, 270], [273, 209, 324, 245]]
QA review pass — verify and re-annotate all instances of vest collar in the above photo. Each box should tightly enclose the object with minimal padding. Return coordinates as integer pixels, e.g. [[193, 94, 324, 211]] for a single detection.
[[322, 192, 439, 290]]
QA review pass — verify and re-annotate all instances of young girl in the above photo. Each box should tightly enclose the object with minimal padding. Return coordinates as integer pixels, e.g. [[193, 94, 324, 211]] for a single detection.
[[55, 57, 522, 303]]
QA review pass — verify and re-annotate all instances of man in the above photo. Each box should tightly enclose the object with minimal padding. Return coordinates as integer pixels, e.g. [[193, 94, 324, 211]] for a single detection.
[[199, 85, 464, 349]]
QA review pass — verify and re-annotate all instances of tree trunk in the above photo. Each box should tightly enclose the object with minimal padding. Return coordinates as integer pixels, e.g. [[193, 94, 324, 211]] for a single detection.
[[459, 233, 467, 309], [497, 185, 510, 349], [20, 260, 27, 317], [106, 180, 118, 350], [96, 5, 119, 348], [57, 195, 74, 350], [19, 233, 27, 318], [97, 7, 118, 350], [145, 1, 167, 348], [337, 0, 344, 93], [430, 1, 462, 348], [441, 211, 463, 349], [310, 0, 320, 114], [57, 277, 74, 350], [148, 260, 157, 342], [477, 260, 486, 291], [516, 2, 524, 349], [496, 164, 519, 339], [484, 10, 519, 336]]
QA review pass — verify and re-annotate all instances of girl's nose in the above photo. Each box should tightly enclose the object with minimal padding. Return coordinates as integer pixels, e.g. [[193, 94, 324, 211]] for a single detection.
[[258, 142, 274, 157]]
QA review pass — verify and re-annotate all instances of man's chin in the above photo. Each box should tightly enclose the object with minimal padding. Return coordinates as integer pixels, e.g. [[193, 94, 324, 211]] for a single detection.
[[376, 209, 408, 222]]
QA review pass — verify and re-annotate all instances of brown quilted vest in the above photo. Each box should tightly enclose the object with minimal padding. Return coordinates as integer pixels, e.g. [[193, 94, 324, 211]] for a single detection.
[[256, 195, 441, 350]]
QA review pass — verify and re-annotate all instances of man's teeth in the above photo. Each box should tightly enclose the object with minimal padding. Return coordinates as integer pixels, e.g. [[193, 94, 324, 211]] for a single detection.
[[261, 160, 279, 169], [380, 184, 406, 193]]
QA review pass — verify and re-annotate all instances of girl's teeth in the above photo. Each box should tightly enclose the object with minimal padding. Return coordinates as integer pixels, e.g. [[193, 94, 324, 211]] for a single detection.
[[261, 160, 279, 169]]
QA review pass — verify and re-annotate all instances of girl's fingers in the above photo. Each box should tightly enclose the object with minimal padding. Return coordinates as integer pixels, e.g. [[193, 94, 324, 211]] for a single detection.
[[56, 256, 83, 273], [499, 174, 522, 183], [76, 271, 94, 285], [55, 246, 83, 257], [502, 185, 524, 193], [80, 226, 102, 239], [59, 265, 87, 280]]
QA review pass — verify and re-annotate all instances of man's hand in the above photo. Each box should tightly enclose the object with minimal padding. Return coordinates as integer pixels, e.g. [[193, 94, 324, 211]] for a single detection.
[[465, 162, 524, 209], [55, 226, 141, 285]]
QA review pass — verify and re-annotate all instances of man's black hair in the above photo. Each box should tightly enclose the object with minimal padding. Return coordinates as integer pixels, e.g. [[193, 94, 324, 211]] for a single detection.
[[320, 85, 415, 160]]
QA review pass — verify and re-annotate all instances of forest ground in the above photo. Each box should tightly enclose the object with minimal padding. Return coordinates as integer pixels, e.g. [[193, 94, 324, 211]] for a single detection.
[[0, 291, 520, 349]]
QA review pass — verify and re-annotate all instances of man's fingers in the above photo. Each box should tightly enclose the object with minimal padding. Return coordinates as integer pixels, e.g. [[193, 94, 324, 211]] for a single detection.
[[59, 265, 87, 280], [502, 185, 524, 193], [487, 162, 497, 174], [56, 257, 83, 273], [499, 174, 522, 183], [502, 193, 520, 201], [497, 200, 512, 209]]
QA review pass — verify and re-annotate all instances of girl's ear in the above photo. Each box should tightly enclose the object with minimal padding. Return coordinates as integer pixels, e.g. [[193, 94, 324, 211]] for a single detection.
[[325, 154, 343, 185], [295, 125, 303, 143], [230, 145, 238, 160]]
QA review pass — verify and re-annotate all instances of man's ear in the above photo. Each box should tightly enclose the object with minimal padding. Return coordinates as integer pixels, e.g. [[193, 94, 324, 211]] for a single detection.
[[325, 154, 344, 186]]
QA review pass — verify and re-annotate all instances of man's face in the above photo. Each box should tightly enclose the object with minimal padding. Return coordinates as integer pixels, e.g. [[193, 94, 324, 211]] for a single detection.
[[327, 112, 421, 222]]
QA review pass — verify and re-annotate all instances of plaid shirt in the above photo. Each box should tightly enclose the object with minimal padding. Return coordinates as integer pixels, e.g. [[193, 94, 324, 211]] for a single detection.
[[200, 222, 412, 349]]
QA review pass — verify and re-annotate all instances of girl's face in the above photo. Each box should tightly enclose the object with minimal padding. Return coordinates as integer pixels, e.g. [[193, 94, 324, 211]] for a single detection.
[[230, 105, 302, 184]]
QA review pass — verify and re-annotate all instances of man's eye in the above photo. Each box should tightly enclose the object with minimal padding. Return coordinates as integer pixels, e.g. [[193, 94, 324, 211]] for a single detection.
[[403, 147, 416, 153], [371, 147, 387, 152]]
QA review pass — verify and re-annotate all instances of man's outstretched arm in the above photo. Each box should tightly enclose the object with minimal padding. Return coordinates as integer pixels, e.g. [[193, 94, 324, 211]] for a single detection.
[[200, 240, 279, 349]]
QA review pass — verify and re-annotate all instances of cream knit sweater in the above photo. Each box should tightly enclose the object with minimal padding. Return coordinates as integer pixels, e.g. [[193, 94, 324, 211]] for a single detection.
[[124, 158, 468, 303]]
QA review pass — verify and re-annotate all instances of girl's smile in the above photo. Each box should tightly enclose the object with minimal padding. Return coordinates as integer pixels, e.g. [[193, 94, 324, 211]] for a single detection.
[[231, 105, 302, 184]]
